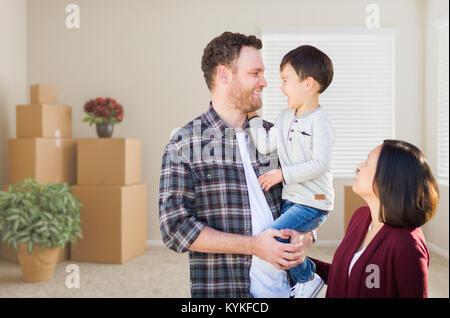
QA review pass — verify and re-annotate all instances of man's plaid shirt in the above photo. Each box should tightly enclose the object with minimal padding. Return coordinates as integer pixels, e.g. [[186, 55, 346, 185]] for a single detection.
[[159, 104, 283, 298]]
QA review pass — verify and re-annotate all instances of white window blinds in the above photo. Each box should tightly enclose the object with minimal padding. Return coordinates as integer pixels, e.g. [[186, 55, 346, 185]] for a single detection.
[[437, 17, 449, 186], [261, 29, 396, 177]]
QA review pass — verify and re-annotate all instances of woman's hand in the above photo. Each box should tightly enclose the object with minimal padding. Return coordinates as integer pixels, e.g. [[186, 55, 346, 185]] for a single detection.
[[280, 229, 314, 268], [251, 229, 315, 270], [258, 169, 283, 191], [251, 229, 304, 270]]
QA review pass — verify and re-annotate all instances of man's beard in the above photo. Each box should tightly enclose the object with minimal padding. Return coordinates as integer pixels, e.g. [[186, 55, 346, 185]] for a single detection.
[[229, 77, 262, 113]]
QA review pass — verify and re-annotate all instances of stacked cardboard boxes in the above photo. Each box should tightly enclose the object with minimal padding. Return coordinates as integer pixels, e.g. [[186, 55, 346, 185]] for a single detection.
[[71, 138, 147, 264], [1, 85, 75, 263], [344, 185, 367, 231]]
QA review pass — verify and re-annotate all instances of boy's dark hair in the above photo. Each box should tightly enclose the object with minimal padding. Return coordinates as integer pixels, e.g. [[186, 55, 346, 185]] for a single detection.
[[280, 45, 334, 94], [201, 32, 262, 91], [374, 140, 439, 228]]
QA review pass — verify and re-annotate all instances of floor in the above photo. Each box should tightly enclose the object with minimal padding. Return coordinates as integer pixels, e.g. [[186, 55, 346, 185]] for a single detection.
[[0, 246, 448, 298]]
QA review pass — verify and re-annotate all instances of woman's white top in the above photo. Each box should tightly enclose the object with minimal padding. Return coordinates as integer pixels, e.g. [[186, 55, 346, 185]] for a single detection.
[[348, 247, 366, 277]]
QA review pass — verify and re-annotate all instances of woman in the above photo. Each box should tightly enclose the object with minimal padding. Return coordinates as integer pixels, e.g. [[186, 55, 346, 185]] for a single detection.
[[309, 140, 439, 297]]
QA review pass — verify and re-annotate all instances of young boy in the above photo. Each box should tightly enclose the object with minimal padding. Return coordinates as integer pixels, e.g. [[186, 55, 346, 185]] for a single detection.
[[247, 45, 335, 298]]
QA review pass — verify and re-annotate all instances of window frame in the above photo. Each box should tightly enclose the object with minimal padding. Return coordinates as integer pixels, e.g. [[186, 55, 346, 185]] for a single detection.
[[435, 14, 449, 186]]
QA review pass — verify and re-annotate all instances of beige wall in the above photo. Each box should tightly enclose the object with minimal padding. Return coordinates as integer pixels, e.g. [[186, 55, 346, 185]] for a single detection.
[[24, 0, 430, 245], [0, 0, 27, 187], [422, 0, 449, 255]]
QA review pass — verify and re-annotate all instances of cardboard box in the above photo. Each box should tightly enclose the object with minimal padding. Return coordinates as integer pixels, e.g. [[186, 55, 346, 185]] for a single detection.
[[344, 185, 367, 231], [16, 104, 72, 138], [8, 138, 77, 185], [30, 84, 57, 104], [77, 138, 141, 186], [0, 242, 70, 264], [70, 184, 147, 264]]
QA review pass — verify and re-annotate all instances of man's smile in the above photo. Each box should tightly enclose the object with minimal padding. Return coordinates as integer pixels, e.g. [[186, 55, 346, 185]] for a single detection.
[[253, 88, 263, 96]]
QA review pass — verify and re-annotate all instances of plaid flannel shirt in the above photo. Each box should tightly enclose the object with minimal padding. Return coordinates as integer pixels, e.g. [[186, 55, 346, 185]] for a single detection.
[[159, 103, 283, 298]]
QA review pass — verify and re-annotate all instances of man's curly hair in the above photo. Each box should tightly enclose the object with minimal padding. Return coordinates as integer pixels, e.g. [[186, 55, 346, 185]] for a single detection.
[[201, 32, 262, 91]]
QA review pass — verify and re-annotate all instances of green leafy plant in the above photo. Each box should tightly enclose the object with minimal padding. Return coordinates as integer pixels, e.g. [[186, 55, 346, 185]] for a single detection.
[[0, 178, 83, 255]]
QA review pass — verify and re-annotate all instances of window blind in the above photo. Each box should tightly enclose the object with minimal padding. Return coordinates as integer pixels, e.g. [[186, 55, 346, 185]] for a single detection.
[[261, 28, 396, 177]]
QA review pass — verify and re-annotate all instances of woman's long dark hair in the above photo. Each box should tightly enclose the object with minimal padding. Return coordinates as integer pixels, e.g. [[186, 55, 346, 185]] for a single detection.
[[373, 140, 440, 228]]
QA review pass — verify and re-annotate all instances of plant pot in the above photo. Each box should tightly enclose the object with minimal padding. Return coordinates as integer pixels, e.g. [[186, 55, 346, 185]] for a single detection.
[[96, 121, 114, 138], [17, 243, 60, 283]]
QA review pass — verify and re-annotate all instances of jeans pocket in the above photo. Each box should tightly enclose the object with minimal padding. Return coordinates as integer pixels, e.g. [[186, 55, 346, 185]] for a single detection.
[[281, 200, 294, 214]]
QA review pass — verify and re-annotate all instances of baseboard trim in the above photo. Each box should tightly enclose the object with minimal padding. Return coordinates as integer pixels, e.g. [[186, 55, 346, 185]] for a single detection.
[[427, 242, 449, 259], [315, 240, 340, 247], [147, 240, 164, 248]]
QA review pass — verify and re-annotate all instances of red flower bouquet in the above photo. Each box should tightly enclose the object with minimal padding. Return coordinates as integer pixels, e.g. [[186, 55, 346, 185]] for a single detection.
[[83, 97, 124, 126]]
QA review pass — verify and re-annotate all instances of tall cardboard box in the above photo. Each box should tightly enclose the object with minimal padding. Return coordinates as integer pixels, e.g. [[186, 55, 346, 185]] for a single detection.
[[16, 104, 72, 138], [30, 84, 57, 104], [70, 184, 147, 264], [77, 138, 141, 186], [1, 185, 70, 263], [8, 138, 77, 185], [344, 185, 367, 231]]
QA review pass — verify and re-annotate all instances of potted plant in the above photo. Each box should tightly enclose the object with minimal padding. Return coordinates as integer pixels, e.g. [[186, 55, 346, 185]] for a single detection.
[[83, 97, 124, 138], [0, 178, 82, 283]]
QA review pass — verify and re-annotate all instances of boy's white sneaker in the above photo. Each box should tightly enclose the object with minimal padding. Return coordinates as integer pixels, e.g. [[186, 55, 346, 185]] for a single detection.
[[290, 274, 324, 298]]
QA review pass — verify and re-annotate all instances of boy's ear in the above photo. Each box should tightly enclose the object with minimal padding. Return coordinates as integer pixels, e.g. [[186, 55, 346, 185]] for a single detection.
[[305, 76, 319, 91]]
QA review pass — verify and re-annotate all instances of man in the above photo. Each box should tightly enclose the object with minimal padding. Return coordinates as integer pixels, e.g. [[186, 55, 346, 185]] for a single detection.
[[159, 32, 315, 298]]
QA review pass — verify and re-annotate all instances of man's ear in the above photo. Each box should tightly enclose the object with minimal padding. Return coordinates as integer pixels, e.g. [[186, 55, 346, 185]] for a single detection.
[[217, 65, 231, 84]]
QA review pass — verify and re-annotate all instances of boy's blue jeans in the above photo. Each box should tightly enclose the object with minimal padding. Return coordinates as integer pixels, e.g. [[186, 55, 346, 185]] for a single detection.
[[270, 200, 328, 285]]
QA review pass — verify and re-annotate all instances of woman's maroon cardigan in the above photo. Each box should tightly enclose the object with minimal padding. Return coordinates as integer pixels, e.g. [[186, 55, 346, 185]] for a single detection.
[[310, 206, 429, 298]]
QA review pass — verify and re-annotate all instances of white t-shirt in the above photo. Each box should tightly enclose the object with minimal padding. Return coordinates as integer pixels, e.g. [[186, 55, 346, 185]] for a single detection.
[[235, 131, 291, 298], [348, 247, 366, 276]]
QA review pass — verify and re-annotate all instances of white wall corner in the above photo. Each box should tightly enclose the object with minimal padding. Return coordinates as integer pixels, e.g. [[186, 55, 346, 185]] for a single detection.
[[427, 242, 449, 259]]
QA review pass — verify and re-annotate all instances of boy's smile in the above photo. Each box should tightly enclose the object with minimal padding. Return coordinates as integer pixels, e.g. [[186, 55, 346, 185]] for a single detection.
[[280, 63, 308, 111], [280, 63, 320, 115]]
